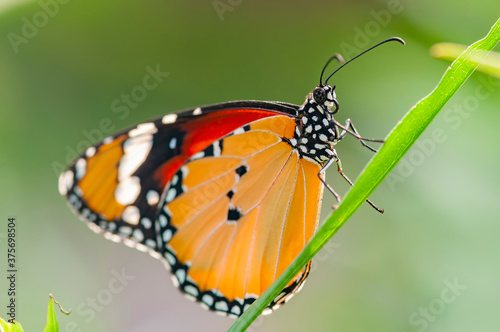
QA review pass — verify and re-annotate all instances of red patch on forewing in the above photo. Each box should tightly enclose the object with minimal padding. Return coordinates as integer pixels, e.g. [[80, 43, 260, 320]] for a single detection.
[[179, 109, 280, 155], [155, 109, 281, 187]]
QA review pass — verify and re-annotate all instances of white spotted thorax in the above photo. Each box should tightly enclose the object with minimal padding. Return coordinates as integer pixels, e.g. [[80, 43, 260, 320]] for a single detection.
[[288, 84, 339, 165]]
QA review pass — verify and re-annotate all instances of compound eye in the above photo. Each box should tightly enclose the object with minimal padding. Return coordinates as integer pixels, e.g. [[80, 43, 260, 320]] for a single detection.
[[313, 87, 327, 105]]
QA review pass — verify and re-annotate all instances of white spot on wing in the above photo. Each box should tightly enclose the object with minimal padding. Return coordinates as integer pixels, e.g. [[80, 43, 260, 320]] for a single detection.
[[202, 294, 214, 306], [213, 142, 221, 156], [118, 225, 133, 236], [103, 136, 113, 144], [158, 214, 168, 227], [191, 151, 205, 160], [107, 222, 116, 232], [86, 146, 96, 158], [141, 217, 152, 229], [232, 127, 245, 135], [184, 285, 199, 297], [132, 228, 144, 242], [105, 232, 122, 243], [165, 252, 176, 265], [193, 107, 202, 115], [176, 269, 186, 284], [181, 166, 189, 177], [146, 190, 160, 205], [162, 114, 177, 124], [215, 301, 228, 312], [119, 136, 153, 180], [75, 158, 87, 180], [135, 243, 148, 252], [230, 305, 241, 316], [169, 137, 177, 149], [122, 206, 140, 225], [262, 308, 273, 315], [171, 275, 179, 287], [58, 170, 74, 195], [129, 123, 157, 137], [162, 229, 173, 242], [165, 188, 177, 202], [145, 239, 156, 248], [115, 176, 141, 205], [74, 186, 83, 197]]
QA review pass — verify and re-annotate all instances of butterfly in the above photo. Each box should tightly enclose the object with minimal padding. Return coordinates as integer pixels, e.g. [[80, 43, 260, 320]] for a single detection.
[[59, 37, 404, 318]]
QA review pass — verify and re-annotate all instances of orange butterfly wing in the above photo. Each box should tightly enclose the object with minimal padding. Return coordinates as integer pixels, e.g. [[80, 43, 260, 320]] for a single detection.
[[59, 101, 324, 316], [160, 115, 324, 316]]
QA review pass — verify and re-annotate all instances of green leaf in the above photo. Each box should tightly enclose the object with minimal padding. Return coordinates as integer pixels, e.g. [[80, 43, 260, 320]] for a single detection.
[[431, 42, 500, 78], [43, 296, 59, 332], [0, 318, 24, 332], [43, 294, 71, 332], [229, 17, 500, 332]]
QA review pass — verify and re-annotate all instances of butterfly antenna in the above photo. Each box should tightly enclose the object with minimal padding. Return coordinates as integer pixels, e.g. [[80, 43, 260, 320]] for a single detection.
[[324, 37, 405, 85], [319, 54, 345, 86]]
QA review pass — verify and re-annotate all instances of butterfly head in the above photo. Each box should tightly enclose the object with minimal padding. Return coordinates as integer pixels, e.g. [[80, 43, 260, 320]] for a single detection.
[[312, 84, 339, 114]]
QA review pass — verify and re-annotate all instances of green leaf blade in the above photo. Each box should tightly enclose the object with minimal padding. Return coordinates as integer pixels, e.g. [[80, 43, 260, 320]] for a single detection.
[[431, 42, 500, 78], [43, 297, 59, 332], [0, 318, 24, 332]]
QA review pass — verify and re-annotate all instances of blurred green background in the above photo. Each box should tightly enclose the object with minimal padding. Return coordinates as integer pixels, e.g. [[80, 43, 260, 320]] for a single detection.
[[0, 0, 499, 331]]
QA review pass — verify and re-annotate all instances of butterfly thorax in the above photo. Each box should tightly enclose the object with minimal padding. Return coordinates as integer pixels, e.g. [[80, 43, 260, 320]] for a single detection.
[[287, 85, 339, 165]]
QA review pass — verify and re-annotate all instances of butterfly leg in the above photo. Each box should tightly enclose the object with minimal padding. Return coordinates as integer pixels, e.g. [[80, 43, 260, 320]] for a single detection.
[[335, 119, 383, 153], [334, 158, 384, 214], [318, 158, 343, 210], [318, 155, 384, 213]]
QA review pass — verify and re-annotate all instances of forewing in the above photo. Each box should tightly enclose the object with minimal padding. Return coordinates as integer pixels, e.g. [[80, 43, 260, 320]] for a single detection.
[[59, 102, 297, 254]]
